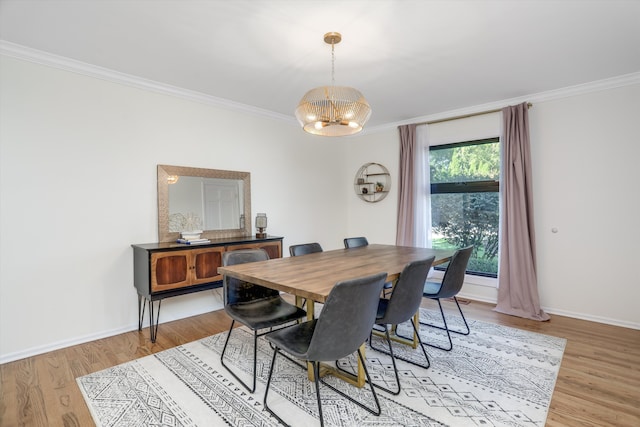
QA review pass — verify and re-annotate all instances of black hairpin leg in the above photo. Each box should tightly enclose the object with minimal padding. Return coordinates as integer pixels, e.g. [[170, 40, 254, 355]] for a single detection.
[[138, 294, 146, 331], [148, 299, 161, 343]]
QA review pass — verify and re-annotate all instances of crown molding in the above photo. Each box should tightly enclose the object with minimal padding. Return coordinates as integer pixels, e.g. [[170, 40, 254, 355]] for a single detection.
[[364, 71, 640, 134], [3, 40, 638, 135], [0, 40, 298, 126]]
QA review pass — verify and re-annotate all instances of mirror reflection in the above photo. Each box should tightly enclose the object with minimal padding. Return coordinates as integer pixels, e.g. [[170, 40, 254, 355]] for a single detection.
[[157, 165, 251, 242], [168, 176, 244, 231]]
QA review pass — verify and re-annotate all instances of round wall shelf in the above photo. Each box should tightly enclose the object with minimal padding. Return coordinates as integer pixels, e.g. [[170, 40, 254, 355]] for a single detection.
[[354, 162, 391, 203]]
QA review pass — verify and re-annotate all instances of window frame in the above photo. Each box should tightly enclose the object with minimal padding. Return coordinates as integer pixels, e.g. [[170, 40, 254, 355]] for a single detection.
[[429, 137, 500, 279]]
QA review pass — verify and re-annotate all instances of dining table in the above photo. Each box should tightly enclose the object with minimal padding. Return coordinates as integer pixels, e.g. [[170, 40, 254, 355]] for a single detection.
[[217, 244, 454, 387]]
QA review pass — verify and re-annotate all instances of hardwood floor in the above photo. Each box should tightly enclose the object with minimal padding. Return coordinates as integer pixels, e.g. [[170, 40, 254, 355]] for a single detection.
[[1, 300, 638, 426]]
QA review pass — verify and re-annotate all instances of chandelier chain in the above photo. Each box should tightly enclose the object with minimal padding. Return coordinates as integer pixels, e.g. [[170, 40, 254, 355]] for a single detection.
[[331, 42, 335, 87]]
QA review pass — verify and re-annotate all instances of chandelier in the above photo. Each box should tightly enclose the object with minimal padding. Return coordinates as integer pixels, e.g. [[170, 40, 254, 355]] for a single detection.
[[295, 32, 372, 136]]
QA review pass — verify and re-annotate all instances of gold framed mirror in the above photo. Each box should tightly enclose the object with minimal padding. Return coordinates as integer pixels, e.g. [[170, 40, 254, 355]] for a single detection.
[[157, 165, 251, 242]]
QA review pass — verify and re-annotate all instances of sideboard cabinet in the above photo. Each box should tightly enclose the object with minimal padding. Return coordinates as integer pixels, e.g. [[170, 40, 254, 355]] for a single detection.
[[132, 235, 283, 342]]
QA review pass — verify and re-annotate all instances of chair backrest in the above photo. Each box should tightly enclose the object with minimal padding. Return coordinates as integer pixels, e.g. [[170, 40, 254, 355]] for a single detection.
[[289, 242, 323, 257], [437, 245, 474, 298], [306, 272, 387, 362], [343, 237, 369, 248], [222, 249, 277, 305], [379, 256, 435, 325]]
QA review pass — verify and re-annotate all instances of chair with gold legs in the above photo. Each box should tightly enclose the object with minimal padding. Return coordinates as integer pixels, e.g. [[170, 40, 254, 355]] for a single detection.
[[263, 272, 387, 427]]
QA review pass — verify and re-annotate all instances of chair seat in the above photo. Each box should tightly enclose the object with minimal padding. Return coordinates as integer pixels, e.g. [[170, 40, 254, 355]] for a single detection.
[[225, 297, 307, 330], [265, 319, 317, 359], [423, 280, 442, 296]]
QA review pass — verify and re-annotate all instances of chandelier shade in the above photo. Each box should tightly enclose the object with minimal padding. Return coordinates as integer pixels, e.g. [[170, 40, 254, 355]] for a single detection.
[[296, 32, 372, 136], [295, 86, 372, 136]]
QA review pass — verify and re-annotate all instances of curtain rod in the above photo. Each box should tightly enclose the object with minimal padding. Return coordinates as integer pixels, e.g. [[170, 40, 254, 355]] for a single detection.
[[415, 102, 533, 126]]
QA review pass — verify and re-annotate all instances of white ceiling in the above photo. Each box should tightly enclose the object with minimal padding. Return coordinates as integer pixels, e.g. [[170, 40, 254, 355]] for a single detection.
[[1, 0, 639, 130]]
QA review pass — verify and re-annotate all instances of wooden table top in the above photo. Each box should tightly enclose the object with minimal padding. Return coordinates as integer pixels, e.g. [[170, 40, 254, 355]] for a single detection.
[[217, 244, 454, 303]]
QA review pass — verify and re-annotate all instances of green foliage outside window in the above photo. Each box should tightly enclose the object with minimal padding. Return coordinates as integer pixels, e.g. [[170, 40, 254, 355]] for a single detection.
[[430, 139, 500, 276], [431, 142, 499, 183]]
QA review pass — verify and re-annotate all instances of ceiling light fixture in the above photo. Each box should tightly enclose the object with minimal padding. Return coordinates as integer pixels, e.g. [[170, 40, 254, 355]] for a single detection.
[[295, 32, 371, 137]]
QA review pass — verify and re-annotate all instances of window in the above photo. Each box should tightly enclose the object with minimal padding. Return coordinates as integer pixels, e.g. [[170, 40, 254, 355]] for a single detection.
[[429, 138, 499, 277]]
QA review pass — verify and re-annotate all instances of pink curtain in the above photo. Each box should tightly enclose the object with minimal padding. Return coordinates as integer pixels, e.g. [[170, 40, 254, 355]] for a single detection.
[[396, 124, 417, 246], [495, 103, 549, 321]]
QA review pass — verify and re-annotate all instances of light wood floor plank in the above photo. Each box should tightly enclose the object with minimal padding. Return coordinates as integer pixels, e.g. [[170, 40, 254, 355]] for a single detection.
[[1, 302, 638, 426]]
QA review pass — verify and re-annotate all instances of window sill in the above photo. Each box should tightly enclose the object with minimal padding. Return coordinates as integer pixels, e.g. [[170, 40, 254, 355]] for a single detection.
[[429, 269, 497, 288]]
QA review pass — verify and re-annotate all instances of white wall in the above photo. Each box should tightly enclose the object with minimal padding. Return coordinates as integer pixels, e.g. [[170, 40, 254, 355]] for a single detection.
[[1, 55, 638, 363], [0, 57, 349, 362], [345, 85, 640, 329], [344, 131, 400, 245], [529, 85, 640, 327]]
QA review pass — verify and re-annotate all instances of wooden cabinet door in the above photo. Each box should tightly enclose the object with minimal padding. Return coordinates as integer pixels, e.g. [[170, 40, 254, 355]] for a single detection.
[[226, 241, 282, 260], [151, 251, 190, 293], [259, 241, 282, 259], [190, 246, 225, 285], [151, 247, 225, 292]]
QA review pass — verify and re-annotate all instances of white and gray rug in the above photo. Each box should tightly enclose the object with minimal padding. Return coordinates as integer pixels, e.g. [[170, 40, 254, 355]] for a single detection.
[[77, 308, 566, 426]]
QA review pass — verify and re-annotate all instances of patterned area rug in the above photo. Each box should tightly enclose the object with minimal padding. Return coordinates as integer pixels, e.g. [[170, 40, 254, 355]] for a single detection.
[[77, 308, 565, 426]]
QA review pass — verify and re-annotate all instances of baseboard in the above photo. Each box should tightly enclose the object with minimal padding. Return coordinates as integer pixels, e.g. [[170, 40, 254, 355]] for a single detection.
[[3, 291, 637, 365], [541, 307, 640, 330], [0, 324, 138, 365], [0, 296, 224, 365], [457, 293, 640, 330]]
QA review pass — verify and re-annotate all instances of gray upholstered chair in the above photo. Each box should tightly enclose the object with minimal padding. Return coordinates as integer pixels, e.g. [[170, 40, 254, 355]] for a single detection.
[[289, 243, 323, 308], [289, 242, 323, 257], [220, 249, 307, 393], [369, 256, 435, 395], [343, 237, 393, 297], [263, 272, 387, 427], [343, 236, 369, 248], [420, 245, 473, 351]]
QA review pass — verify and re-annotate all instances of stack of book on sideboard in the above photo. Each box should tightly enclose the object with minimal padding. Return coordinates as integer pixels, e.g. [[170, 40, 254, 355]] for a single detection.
[[176, 238, 211, 245], [177, 230, 210, 245]]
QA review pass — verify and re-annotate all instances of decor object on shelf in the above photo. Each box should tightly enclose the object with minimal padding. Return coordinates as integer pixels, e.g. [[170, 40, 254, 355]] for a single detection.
[[295, 32, 371, 137], [181, 230, 203, 240], [169, 213, 203, 233], [354, 162, 391, 203], [255, 213, 267, 238]]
